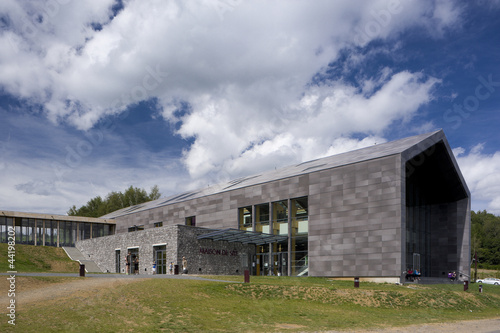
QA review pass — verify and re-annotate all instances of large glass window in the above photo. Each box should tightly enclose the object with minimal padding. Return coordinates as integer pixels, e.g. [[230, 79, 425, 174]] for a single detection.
[[45, 220, 56, 246], [14, 218, 21, 244], [154, 245, 167, 274], [80, 223, 91, 240], [92, 223, 104, 238], [72, 222, 78, 243], [28, 219, 35, 245], [104, 224, 113, 236], [272, 200, 288, 236], [238, 206, 253, 231], [36, 220, 44, 246], [291, 197, 308, 276], [405, 180, 431, 276], [60, 221, 74, 247], [0, 217, 6, 243], [255, 203, 270, 234]]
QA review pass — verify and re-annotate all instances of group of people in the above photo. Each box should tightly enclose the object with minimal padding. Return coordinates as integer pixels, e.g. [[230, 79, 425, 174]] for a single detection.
[[151, 261, 178, 275], [448, 271, 457, 281], [126, 253, 188, 275], [405, 268, 421, 281]]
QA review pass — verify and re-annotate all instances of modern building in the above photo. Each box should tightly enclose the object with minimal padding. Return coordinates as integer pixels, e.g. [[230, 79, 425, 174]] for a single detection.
[[1, 130, 471, 282], [0, 210, 115, 247]]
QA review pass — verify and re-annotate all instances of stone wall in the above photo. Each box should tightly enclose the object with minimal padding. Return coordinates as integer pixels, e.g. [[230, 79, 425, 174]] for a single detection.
[[76, 225, 179, 274], [177, 225, 255, 275], [76, 225, 255, 275]]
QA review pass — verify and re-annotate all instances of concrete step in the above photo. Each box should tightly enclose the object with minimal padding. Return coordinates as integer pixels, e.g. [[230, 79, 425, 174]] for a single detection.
[[79, 260, 103, 273], [62, 247, 103, 273], [62, 246, 87, 261]]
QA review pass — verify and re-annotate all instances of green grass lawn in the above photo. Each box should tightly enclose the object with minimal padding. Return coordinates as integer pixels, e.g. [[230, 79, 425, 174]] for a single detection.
[[1, 244, 499, 332], [0, 243, 79, 273], [1, 276, 499, 332]]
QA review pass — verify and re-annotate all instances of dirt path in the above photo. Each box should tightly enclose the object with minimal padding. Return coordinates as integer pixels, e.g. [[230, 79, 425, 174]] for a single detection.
[[0, 277, 143, 305], [353, 318, 500, 333]]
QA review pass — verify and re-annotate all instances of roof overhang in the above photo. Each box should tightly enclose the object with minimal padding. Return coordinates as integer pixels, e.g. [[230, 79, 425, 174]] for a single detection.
[[197, 228, 287, 245], [0, 210, 115, 224]]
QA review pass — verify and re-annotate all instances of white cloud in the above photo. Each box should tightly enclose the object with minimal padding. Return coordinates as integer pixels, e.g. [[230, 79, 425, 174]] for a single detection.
[[0, 0, 476, 212], [0, 1, 461, 124], [455, 145, 500, 215], [175, 69, 439, 181]]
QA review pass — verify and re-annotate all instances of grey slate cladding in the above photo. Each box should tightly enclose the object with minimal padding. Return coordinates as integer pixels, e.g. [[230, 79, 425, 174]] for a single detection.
[[90, 130, 470, 280]]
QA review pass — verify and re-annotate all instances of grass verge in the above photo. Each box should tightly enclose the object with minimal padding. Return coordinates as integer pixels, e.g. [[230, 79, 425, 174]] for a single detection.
[[1, 276, 499, 332]]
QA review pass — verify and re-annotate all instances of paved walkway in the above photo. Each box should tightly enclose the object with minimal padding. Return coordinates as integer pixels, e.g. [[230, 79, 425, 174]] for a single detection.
[[0, 272, 240, 283]]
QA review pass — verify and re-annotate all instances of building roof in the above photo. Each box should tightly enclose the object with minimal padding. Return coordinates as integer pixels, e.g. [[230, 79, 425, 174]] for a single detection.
[[102, 129, 466, 219], [1, 210, 115, 224]]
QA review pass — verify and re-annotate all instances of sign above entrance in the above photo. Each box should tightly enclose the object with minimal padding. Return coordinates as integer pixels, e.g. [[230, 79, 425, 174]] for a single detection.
[[199, 248, 238, 256]]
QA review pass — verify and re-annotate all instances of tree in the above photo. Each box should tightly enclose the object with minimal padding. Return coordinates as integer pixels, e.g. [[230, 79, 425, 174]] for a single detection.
[[149, 185, 161, 201], [471, 210, 500, 268], [68, 185, 162, 217]]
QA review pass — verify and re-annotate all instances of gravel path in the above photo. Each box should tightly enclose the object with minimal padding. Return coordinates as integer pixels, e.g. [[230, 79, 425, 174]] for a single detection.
[[352, 318, 500, 333]]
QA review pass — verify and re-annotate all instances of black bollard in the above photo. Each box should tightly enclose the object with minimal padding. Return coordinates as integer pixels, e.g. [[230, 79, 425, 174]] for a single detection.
[[244, 269, 250, 283]]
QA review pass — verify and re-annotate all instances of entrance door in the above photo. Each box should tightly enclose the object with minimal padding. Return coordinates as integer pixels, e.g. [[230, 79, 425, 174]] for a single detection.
[[115, 250, 121, 273], [128, 248, 139, 275], [154, 246, 167, 274], [272, 252, 287, 276], [256, 253, 270, 276]]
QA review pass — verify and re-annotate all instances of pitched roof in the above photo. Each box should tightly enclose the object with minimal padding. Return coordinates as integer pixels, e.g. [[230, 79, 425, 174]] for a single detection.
[[101, 130, 454, 219]]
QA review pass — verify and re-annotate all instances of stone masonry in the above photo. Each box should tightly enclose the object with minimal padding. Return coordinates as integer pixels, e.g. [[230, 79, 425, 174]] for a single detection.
[[76, 224, 255, 275]]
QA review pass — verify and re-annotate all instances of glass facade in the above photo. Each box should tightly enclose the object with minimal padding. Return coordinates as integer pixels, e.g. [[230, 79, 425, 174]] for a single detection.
[[291, 197, 308, 276], [0, 217, 13, 243], [255, 203, 270, 234], [0, 215, 114, 247], [238, 206, 252, 231], [239, 196, 308, 277], [405, 180, 431, 276]]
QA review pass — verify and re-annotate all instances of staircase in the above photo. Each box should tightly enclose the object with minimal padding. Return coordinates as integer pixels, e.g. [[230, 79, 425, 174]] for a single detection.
[[62, 247, 103, 273]]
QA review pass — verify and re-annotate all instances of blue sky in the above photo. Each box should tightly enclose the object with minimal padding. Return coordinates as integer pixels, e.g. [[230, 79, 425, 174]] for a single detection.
[[0, 0, 499, 215]]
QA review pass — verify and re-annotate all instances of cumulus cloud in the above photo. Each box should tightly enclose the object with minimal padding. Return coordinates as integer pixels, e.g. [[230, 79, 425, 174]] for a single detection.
[[0, 0, 465, 187], [455, 144, 500, 215]]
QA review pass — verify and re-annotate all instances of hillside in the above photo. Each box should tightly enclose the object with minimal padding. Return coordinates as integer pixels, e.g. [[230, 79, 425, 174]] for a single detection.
[[0, 243, 79, 273]]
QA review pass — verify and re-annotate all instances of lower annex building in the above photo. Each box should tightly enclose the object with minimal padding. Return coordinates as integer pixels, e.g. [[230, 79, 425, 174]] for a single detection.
[[1, 130, 471, 282]]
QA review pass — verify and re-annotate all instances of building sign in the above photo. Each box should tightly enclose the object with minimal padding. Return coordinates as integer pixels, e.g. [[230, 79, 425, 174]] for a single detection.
[[199, 248, 238, 256]]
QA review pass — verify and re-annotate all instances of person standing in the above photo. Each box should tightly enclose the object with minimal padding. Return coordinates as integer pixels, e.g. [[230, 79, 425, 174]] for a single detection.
[[182, 256, 188, 274], [125, 252, 131, 275], [152, 261, 156, 275], [134, 256, 139, 275], [169, 262, 173, 275]]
